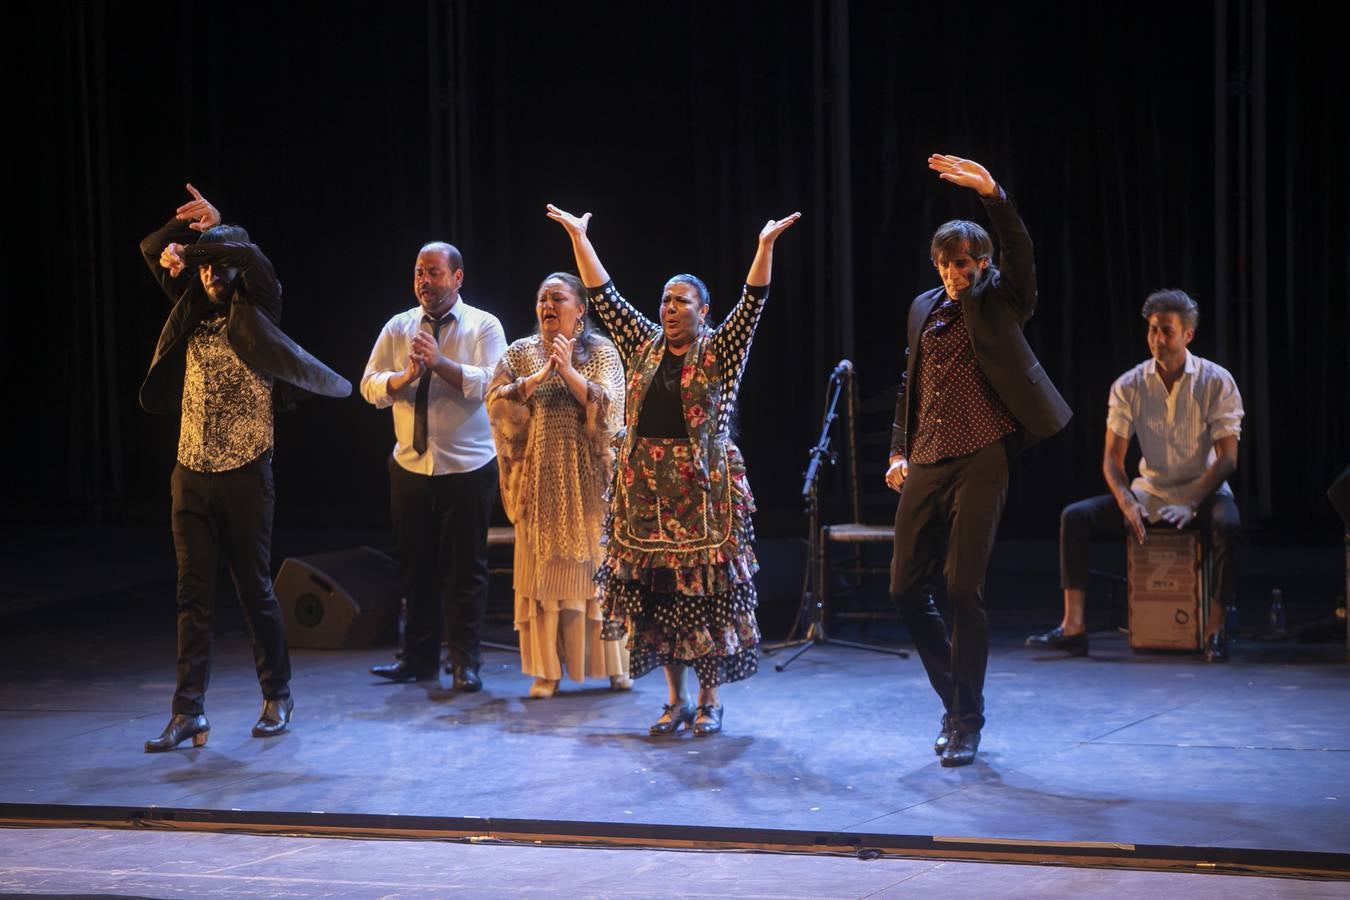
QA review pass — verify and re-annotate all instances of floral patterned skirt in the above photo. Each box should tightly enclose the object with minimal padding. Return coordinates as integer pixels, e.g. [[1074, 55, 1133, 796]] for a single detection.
[[600, 436, 760, 686]]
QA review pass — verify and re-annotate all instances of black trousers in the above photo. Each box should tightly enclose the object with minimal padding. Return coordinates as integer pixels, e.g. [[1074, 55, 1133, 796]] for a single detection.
[[890, 440, 1009, 734], [170, 454, 291, 716], [1060, 491, 1241, 607], [389, 456, 498, 673]]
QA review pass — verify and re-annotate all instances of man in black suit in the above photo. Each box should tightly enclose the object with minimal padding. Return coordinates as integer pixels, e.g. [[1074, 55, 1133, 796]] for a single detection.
[[886, 155, 1071, 767], [139, 184, 351, 752]]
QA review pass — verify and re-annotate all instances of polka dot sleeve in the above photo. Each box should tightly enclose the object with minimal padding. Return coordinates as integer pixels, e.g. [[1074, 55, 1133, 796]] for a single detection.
[[708, 284, 769, 432], [586, 281, 661, 370]]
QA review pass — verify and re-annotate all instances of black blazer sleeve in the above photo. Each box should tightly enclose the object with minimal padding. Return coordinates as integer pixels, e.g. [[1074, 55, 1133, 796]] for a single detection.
[[181, 241, 283, 324], [139, 217, 198, 304]]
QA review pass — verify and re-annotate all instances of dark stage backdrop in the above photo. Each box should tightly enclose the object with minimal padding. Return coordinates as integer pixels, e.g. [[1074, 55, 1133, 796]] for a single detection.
[[8, 1, 1347, 544]]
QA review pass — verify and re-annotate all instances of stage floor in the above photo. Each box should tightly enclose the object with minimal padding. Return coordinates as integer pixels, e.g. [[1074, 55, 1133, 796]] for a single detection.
[[1, 604, 1346, 860], [2, 826, 1345, 898]]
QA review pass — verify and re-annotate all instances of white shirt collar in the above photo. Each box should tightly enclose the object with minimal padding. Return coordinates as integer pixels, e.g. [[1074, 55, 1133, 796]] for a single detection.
[[423, 297, 461, 325], [1143, 349, 1197, 383]]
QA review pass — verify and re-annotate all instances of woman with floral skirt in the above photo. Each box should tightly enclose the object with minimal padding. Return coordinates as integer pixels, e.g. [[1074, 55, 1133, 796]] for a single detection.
[[546, 203, 799, 736]]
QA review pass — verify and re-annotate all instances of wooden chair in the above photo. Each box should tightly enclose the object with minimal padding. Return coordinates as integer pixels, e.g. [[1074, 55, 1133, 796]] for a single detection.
[[768, 370, 908, 670]]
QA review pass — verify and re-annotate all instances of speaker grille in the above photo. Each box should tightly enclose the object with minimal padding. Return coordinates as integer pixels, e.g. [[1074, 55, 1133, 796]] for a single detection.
[[295, 593, 326, 628]]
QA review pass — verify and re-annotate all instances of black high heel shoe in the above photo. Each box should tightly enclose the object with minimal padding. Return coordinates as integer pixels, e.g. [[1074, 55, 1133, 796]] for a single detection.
[[144, 714, 210, 753], [693, 704, 723, 737], [649, 702, 696, 735]]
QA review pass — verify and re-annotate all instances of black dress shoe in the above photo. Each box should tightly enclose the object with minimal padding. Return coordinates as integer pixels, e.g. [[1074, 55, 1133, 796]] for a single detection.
[[1204, 632, 1229, 663], [252, 696, 294, 737], [1025, 626, 1089, 656], [144, 713, 210, 753], [934, 714, 953, 756], [370, 661, 436, 682], [940, 730, 981, 768], [451, 665, 482, 692]]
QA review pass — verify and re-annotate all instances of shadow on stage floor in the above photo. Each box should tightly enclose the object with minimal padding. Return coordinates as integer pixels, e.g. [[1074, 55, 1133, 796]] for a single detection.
[[1, 523, 1347, 885]]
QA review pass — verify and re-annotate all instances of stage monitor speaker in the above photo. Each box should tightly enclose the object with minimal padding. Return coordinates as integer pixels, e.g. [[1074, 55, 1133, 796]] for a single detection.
[[275, 546, 401, 649]]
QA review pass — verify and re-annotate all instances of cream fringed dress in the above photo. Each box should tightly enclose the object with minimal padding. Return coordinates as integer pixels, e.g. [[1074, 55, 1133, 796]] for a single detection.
[[487, 335, 628, 683]]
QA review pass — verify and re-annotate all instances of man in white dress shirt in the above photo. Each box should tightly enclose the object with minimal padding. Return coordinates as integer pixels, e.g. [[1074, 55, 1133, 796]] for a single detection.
[[1027, 289, 1243, 661], [361, 242, 507, 688]]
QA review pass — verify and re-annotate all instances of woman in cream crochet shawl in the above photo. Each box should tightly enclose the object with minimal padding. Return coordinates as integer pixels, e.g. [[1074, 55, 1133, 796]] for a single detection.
[[487, 272, 630, 698]]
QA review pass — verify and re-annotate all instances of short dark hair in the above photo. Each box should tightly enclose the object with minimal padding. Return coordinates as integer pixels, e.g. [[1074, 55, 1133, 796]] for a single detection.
[[419, 241, 464, 271], [1141, 288, 1199, 331], [930, 220, 993, 264], [198, 224, 251, 244], [665, 273, 711, 310]]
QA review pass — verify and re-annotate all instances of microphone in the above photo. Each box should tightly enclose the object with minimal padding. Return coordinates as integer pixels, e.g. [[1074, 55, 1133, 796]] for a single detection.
[[829, 358, 853, 381]]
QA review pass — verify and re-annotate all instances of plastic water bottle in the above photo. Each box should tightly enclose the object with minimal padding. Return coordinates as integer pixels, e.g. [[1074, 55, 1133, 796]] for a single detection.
[[1269, 588, 1286, 635]]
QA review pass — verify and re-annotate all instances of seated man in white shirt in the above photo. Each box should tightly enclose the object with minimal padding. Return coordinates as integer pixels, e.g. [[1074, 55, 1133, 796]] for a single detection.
[[1027, 289, 1244, 662]]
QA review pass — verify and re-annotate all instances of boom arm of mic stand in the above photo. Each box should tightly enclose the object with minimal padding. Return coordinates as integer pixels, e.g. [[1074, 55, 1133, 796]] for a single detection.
[[801, 373, 847, 501]]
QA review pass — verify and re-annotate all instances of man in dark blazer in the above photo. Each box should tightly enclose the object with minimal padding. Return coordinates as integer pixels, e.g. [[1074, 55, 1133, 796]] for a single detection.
[[886, 155, 1071, 767], [139, 184, 350, 752]]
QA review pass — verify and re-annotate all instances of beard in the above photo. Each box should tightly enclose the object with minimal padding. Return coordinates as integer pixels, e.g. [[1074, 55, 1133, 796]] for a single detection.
[[204, 281, 235, 305]]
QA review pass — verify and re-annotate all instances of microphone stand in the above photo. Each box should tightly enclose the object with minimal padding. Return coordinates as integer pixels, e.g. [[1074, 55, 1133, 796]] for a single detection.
[[765, 366, 909, 669]]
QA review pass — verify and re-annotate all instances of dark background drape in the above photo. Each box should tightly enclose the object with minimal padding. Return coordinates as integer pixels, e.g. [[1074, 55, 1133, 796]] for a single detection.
[[7, 0, 1346, 545]]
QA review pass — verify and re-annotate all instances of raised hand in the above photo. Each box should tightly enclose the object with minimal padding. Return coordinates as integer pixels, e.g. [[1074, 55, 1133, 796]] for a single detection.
[[545, 204, 591, 238], [928, 155, 997, 198], [758, 212, 802, 246], [545, 203, 609, 288], [746, 211, 802, 286], [159, 242, 186, 277], [175, 183, 221, 233]]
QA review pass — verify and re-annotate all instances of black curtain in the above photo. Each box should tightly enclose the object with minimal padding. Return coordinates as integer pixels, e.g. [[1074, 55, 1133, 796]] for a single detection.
[[9, 0, 1346, 542]]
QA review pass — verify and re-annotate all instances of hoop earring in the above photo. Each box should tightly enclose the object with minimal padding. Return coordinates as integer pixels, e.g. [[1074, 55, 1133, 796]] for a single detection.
[[574, 320, 584, 336]]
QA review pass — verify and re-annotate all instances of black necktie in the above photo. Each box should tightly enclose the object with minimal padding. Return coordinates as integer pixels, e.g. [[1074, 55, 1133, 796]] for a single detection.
[[412, 314, 447, 455]]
